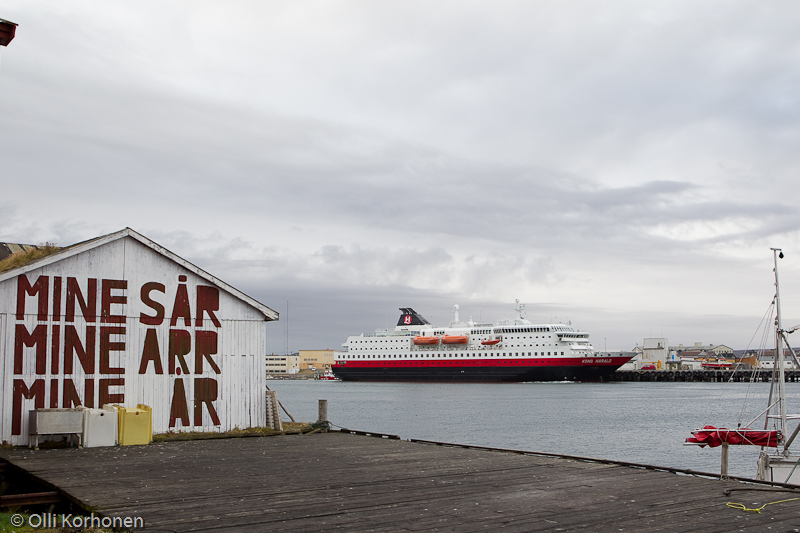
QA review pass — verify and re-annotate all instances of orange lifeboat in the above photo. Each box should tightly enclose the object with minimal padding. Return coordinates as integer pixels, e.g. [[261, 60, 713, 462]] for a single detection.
[[481, 339, 501, 346], [414, 336, 440, 345], [441, 335, 469, 344]]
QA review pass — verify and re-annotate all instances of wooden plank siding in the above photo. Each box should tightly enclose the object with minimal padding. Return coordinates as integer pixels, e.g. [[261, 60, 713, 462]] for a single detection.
[[2, 433, 800, 532], [0, 231, 273, 444]]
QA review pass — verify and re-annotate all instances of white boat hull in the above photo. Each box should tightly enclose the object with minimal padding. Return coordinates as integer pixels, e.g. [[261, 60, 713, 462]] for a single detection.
[[758, 452, 800, 485]]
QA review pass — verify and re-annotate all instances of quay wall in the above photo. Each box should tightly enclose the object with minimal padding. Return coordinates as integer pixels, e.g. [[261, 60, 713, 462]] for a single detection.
[[612, 369, 800, 382]]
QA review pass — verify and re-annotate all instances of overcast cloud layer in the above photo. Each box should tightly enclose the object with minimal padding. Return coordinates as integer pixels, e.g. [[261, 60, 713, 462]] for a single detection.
[[2, 1, 800, 353]]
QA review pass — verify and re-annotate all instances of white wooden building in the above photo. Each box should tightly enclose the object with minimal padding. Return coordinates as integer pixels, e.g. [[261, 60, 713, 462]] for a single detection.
[[0, 228, 278, 445]]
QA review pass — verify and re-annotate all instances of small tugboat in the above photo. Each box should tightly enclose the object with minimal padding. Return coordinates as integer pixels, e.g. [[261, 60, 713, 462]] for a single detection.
[[318, 369, 340, 381]]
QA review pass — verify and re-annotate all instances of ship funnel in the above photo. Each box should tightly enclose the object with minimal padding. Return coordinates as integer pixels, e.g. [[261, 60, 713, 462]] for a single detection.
[[397, 308, 432, 327]]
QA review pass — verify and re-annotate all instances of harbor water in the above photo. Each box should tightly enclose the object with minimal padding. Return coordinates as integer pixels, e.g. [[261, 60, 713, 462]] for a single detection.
[[268, 380, 800, 480]]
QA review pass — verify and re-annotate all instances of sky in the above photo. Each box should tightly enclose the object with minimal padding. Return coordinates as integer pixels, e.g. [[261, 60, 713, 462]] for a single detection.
[[2, 1, 800, 354]]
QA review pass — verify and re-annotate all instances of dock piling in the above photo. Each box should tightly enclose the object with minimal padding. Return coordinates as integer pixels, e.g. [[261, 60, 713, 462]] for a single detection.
[[720, 442, 729, 480]]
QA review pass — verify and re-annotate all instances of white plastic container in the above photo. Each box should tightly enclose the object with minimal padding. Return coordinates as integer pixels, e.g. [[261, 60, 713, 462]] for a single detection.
[[82, 405, 118, 448]]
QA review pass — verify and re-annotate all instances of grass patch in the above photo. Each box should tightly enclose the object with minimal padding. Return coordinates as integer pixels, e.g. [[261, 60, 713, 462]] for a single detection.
[[0, 246, 61, 274], [153, 423, 312, 442]]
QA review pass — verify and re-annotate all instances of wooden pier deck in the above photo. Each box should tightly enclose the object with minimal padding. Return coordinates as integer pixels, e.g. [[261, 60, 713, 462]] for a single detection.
[[2, 432, 800, 532]]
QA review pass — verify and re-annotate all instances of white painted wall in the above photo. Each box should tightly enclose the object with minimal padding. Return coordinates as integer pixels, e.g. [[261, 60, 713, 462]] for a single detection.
[[0, 235, 270, 445], [640, 337, 669, 369]]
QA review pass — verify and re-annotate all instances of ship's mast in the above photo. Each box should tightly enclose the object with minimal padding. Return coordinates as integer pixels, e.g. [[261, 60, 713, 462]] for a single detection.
[[514, 299, 525, 322], [772, 247, 788, 449]]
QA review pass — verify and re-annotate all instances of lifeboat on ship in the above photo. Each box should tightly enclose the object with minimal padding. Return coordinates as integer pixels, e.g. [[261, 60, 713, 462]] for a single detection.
[[441, 335, 469, 344], [481, 338, 501, 346], [414, 336, 440, 345]]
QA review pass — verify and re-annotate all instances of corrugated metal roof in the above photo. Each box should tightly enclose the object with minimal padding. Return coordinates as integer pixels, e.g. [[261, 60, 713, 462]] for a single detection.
[[0, 228, 278, 321]]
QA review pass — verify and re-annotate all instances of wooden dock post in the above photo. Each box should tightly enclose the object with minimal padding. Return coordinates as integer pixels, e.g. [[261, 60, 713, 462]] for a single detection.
[[265, 391, 283, 432], [720, 442, 729, 480], [318, 400, 328, 424]]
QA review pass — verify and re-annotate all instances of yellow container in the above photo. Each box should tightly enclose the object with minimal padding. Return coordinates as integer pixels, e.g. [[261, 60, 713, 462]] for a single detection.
[[117, 404, 152, 446]]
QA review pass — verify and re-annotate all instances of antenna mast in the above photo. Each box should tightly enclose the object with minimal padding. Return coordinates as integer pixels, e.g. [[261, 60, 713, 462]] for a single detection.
[[772, 248, 788, 446], [284, 300, 289, 355]]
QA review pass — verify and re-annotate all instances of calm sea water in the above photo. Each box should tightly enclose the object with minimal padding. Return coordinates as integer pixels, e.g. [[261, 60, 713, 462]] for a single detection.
[[267, 379, 800, 480]]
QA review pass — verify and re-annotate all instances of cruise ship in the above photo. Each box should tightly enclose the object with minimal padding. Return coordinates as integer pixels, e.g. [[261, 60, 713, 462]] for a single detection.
[[332, 301, 633, 382]]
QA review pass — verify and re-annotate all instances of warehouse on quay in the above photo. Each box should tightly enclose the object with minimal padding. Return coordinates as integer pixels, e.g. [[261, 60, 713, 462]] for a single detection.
[[0, 228, 278, 445]]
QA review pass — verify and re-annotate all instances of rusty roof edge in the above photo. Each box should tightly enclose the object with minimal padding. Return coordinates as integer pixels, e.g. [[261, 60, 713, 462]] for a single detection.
[[0, 18, 18, 26], [0, 228, 279, 322]]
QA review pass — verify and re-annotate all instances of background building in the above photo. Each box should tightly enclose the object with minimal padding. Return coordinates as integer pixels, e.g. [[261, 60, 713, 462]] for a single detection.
[[298, 349, 335, 370], [753, 349, 800, 370], [635, 338, 668, 370], [671, 342, 736, 369], [671, 343, 733, 357], [266, 353, 299, 374]]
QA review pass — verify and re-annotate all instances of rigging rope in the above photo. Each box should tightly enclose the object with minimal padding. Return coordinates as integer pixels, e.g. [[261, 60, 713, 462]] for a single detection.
[[705, 298, 774, 427], [734, 299, 775, 427]]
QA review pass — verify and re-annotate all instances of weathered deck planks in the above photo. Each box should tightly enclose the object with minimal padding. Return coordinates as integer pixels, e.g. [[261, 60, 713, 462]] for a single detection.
[[2, 432, 800, 532]]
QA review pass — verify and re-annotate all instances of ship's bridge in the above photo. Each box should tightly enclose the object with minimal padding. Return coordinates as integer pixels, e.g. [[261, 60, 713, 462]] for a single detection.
[[365, 329, 416, 337], [556, 331, 589, 340]]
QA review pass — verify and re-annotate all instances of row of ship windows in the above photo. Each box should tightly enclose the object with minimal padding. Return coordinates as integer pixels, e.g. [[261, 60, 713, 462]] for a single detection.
[[496, 327, 553, 333], [343, 352, 566, 359], [351, 335, 554, 345], [352, 343, 556, 350]]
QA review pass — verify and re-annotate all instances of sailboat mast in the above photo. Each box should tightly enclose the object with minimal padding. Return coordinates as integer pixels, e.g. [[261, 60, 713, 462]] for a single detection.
[[772, 248, 788, 448]]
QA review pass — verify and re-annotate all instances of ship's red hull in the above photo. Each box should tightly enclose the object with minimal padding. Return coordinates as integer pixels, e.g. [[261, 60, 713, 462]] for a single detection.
[[332, 356, 631, 382]]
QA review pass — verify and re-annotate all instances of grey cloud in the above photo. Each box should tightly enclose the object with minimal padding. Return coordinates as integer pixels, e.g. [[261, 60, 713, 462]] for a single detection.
[[235, 277, 771, 355], [2, 70, 794, 258], [313, 244, 455, 287]]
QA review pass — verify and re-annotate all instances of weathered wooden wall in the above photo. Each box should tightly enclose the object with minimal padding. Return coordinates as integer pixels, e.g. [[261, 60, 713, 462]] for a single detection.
[[0, 234, 270, 445]]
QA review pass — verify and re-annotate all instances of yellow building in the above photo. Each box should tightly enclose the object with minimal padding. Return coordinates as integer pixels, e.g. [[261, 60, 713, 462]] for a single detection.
[[709, 344, 734, 356], [298, 350, 335, 370]]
